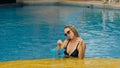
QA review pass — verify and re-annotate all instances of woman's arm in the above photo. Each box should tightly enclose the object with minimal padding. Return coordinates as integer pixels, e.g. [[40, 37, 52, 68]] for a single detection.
[[57, 39, 68, 49], [78, 40, 86, 59]]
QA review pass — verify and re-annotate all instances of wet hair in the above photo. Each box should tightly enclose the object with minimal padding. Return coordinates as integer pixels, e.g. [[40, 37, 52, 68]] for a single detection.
[[64, 25, 79, 37]]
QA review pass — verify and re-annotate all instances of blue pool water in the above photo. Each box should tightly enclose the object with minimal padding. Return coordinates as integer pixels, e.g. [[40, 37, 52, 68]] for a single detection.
[[0, 5, 120, 62]]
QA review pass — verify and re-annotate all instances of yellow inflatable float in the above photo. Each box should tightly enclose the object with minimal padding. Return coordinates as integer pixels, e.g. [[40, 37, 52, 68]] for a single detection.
[[0, 58, 120, 68]]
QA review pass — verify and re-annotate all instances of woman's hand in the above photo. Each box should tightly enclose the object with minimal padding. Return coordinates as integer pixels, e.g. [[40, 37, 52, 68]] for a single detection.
[[57, 40, 62, 45], [56, 40, 62, 55], [57, 40, 63, 49]]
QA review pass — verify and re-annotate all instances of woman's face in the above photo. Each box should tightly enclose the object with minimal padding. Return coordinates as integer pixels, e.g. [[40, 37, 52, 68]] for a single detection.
[[64, 28, 74, 40]]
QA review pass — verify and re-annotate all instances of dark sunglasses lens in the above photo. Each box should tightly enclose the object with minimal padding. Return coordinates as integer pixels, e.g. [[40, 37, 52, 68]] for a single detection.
[[64, 34, 67, 36], [64, 30, 70, 36], [67, 31, 70, 34]]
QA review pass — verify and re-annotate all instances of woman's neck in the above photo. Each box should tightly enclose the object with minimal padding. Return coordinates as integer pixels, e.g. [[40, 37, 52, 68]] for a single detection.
[[70, 37, 78, 43]]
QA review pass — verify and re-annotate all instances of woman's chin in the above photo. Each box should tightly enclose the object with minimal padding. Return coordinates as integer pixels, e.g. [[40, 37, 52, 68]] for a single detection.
[[67, 38, 72, 40]]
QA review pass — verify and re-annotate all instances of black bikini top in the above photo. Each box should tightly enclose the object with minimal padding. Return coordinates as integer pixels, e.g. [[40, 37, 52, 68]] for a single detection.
[[64, 40, 80, 57]]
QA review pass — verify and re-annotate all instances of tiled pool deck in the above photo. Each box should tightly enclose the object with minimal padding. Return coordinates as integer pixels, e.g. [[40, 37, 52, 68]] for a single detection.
[[61, 1, 120, 9], [21, 1, 120, 10]]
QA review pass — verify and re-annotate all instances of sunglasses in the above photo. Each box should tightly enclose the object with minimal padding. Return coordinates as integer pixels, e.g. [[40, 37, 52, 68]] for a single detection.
[[64, 30, 71, 36]]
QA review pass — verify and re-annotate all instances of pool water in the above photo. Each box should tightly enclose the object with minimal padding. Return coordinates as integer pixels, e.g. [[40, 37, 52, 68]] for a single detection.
[[0, 5, 120, 62]]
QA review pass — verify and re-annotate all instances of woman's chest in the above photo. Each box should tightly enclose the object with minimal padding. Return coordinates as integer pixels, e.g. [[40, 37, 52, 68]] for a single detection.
[[67, 42, 78, 55]]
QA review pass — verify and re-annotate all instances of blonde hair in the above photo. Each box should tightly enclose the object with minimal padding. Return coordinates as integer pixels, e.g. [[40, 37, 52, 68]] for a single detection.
[[64, 25, 79, 37]]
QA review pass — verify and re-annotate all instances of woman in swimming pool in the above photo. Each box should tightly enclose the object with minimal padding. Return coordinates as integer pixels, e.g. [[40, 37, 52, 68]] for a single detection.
[[57, 25, 86, 59]]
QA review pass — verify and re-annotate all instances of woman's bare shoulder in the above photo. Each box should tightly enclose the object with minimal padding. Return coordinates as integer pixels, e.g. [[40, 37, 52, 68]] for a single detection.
[[77, 37, 86, 48], [77, 37, 83, 42]]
